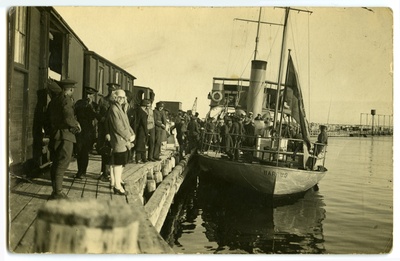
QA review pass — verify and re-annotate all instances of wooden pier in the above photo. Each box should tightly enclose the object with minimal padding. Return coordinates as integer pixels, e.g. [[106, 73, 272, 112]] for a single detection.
[[8, 148, 193, 254]]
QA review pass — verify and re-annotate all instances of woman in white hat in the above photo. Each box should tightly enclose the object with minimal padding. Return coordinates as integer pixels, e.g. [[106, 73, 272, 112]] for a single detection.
[[106, 89, 135, 195]]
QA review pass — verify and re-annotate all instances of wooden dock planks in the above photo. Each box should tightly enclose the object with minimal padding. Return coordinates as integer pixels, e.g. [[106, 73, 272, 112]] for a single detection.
[[8, 150, 176, 253]]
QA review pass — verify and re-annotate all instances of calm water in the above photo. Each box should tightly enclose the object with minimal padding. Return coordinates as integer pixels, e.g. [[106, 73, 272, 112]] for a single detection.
[[160, 136, 393, 254]]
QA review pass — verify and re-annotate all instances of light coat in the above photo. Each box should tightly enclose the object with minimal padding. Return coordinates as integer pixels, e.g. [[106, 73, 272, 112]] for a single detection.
[[106, 103, 135, 153]]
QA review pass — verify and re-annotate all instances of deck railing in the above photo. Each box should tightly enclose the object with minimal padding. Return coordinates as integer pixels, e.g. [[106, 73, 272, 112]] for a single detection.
[[199, 130, 327, 170]]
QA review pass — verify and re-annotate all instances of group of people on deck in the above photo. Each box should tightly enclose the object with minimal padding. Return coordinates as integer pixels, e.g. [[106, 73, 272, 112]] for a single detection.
[[201, 107, 328, 164], [44, 79, 195, 200]]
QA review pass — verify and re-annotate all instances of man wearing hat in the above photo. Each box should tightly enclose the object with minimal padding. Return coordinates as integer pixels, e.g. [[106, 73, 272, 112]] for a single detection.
[[97, 82, 119, 181], [74, 87, 100, 179], [47, 78, 81, 199], [130, 99, 150, 163], [153, 102, 167, 160]]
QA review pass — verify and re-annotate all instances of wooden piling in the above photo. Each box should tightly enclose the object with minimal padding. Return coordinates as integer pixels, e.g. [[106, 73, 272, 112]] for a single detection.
[[154, 171, 163, 184], [170, 156, 176, 168], [34, 199, 139, 254], [147, 167, 154, 180], [162, 165, 170, 177], [146, 180, 156, 193]]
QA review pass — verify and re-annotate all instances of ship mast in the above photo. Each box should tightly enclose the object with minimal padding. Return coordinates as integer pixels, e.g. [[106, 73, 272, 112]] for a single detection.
[[253, 7, 262, 60], [235, 8, 278, 117], [272, 7, 313, 134], [272, 7, 290, 131], [234, 8, 284, 60]]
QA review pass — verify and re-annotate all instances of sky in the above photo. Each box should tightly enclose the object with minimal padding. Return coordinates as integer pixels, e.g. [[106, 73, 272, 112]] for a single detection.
[[50, 4, 395, 125]]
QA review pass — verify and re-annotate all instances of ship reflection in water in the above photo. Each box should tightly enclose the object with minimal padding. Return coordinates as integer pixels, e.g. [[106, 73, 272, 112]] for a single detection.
[[160, 170, 326, 254]]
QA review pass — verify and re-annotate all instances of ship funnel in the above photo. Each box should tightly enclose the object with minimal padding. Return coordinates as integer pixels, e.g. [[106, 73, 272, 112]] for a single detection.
[[247, 60, 267, 117]]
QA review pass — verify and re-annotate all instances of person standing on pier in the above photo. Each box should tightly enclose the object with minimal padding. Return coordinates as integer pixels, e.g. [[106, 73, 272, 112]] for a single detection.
[[146, 100, 156, 162], [130, 99, 149, 163], [97, 83, 119, 182], [153, 102, 166, 161], [170, 111, 187, 158], [106, 89, 135, 195], [74, 87, 100, 179], [47, 79, 81, 199], [187, 113, 201, 151]]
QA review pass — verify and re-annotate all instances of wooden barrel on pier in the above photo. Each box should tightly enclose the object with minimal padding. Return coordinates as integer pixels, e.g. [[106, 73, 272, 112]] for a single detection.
[[34, 199, 139, 253]]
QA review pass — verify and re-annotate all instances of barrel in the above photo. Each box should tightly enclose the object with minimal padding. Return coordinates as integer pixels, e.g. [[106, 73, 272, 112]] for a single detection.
[[34, 199, 139, 253]]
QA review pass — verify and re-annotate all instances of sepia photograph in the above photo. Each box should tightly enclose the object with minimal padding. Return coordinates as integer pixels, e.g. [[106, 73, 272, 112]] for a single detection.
[[3, 0, 398, 259]]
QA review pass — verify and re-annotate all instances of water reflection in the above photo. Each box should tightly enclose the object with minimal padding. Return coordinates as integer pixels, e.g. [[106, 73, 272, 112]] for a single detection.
[[161, 170, 327, 254]]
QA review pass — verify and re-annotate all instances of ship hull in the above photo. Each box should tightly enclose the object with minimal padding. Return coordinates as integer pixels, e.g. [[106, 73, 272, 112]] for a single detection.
[[198, 153, 326, 197]]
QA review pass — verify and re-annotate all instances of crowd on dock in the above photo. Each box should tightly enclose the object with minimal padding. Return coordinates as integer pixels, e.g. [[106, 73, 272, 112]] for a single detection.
[[45, 79, 195, 200]]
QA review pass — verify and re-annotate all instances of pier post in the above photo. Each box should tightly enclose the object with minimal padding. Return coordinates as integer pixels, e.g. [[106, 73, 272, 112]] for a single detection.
[[147, 167, 154, 180], [34, 199, 139, 253], [162, 160, 170, 177], [146, 180, 156, 193]]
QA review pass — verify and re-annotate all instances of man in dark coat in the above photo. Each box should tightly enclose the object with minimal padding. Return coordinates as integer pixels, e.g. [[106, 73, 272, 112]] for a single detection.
[[74, 87, 100, 179], [146, 101, 156, 162], [187, 113, 201, 151], [230, 114, 245, 161], [220, 117, 233, 155], [170, 112, 187, 157], [47, 79, 81, 199], [153, 102, 166, 160], [130, 99, 149, 163]]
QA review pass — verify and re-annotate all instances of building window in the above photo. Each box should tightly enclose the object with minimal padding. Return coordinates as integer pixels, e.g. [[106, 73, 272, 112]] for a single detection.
[[98, 67, 104, 94], [14, 7, 27, 65], [115, 71, 120, 85]]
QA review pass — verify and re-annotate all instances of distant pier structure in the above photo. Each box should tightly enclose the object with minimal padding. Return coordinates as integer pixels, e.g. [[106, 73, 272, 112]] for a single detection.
[[358, 110, 393, 136]]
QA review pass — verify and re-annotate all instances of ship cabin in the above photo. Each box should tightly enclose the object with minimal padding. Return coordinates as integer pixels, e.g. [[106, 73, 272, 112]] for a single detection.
[[208, 77, 281, 117], [205, 77, 327, 171]]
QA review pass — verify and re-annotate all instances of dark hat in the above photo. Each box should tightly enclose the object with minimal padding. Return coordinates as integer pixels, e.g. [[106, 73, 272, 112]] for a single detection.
[[124, 90, 133, 102], [47, 79, 62, 94], [140, 99, 150, 106], [58, 79, 77, 88], [85, 87, 98, 95], [320, 125, 327, 129], [156, 102, 164, 108], [106, 82, 120, 90]]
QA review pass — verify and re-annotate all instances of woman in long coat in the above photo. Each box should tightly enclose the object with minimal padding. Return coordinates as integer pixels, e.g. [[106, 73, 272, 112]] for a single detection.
[[106, 89, 135, 195]]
